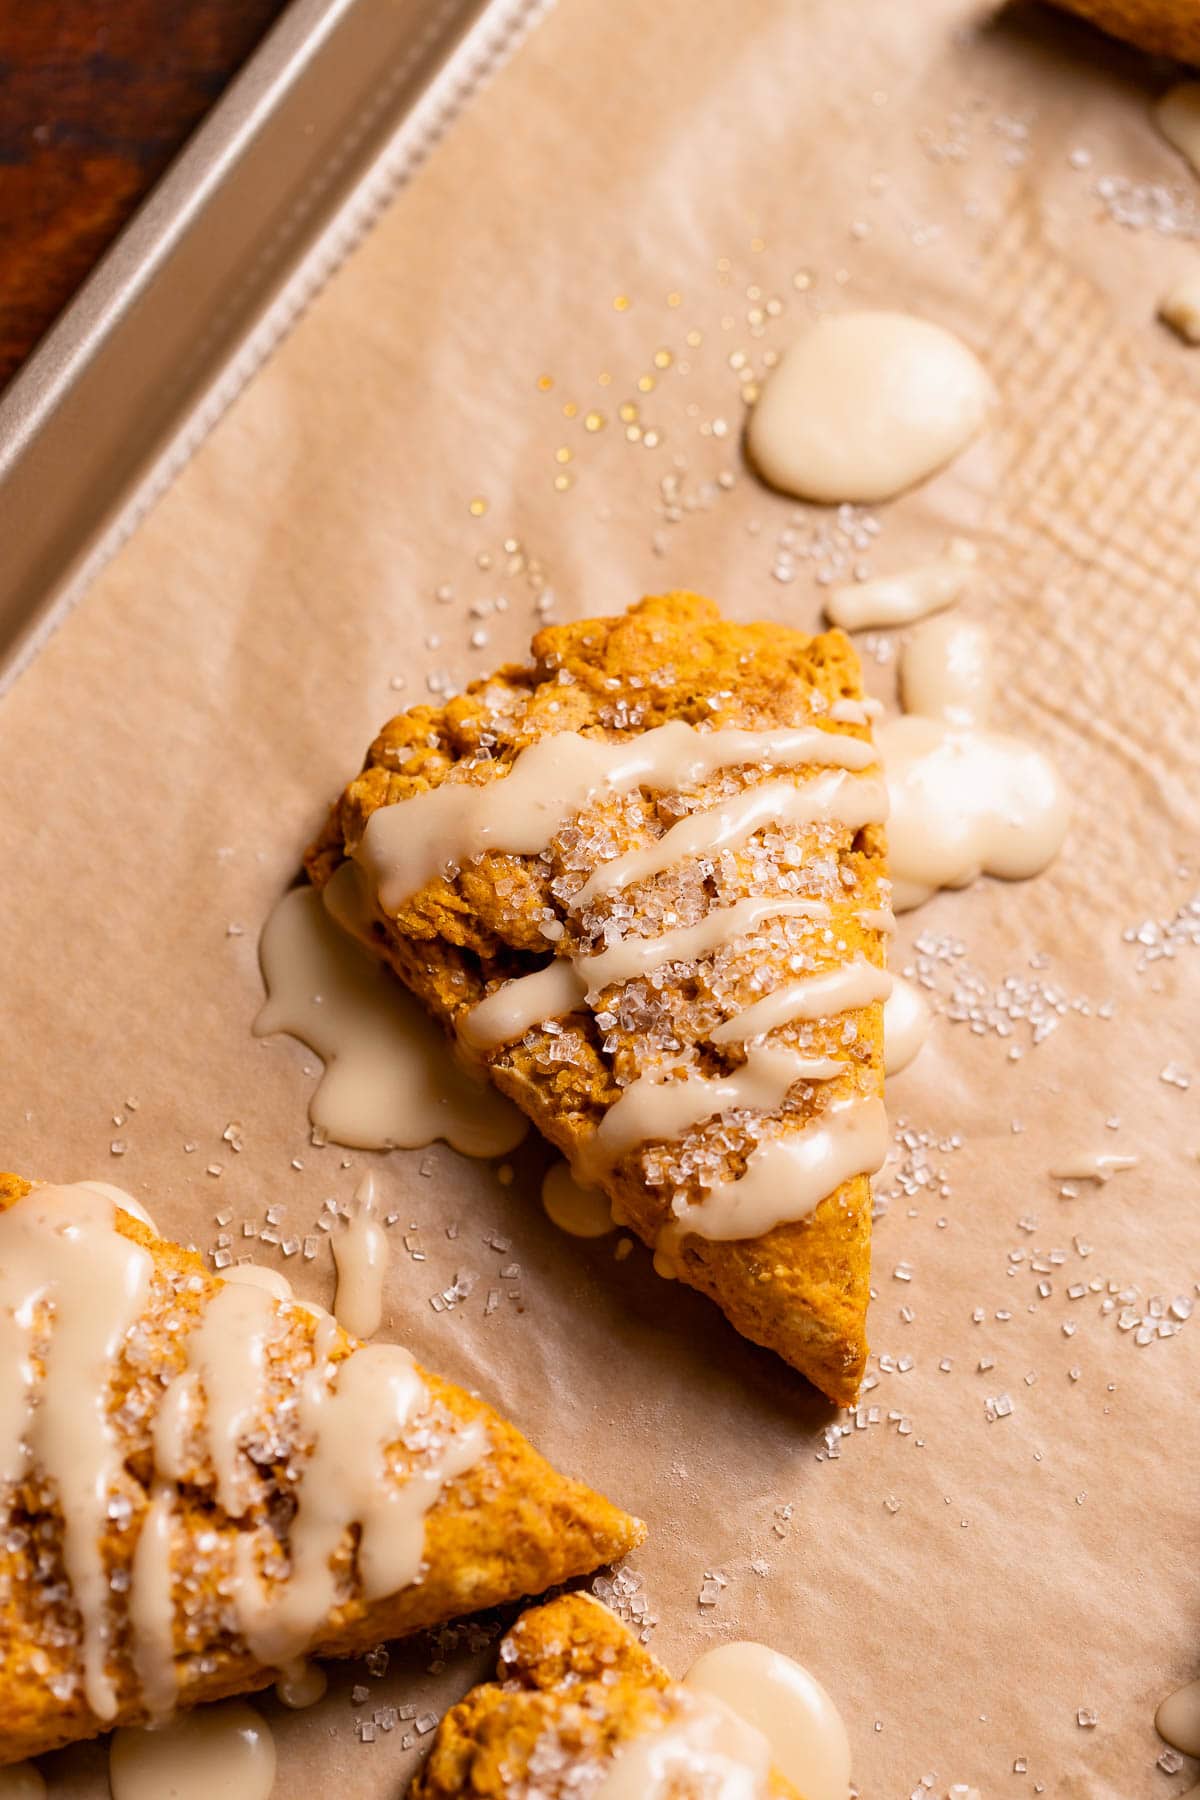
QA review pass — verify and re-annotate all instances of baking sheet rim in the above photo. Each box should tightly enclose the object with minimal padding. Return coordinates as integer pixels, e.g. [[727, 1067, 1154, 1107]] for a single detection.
[[0, 0, 556, 694]]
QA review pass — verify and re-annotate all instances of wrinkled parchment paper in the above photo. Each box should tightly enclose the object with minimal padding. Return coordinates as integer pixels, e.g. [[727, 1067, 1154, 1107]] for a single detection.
[[2, 2, 1198, 1794]]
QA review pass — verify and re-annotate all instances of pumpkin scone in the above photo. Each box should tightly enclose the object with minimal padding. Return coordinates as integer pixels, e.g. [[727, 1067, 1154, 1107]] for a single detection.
[[1048, 0, 1200, 61], [408, 1592, 805, 1798], [0, 1174, 643, 1765], [307, 592, 890, 1406]]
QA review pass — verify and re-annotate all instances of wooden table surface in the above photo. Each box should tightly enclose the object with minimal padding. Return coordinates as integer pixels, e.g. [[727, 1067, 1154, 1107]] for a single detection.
[[0, 0, 291, 394]]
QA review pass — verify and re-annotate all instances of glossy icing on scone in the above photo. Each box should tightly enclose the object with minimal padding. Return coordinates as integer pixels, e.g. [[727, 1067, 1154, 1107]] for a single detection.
[[407, 1594, 805, 1800], [309, 594, 890, 1403], [0, 1174, 642, 1764]]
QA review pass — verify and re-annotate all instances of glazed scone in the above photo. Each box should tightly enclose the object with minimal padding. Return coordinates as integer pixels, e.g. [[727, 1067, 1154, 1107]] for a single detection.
[[308, 593, 890, 1404], [408, 1593, 805, 1799], [0, 1174, 643, 1765], [1049, 0, 1200, 61]]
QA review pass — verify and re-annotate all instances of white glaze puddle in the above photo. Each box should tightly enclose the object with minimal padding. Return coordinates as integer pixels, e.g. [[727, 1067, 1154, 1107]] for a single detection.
[[255, 883, 525, 1155], [0, 1765, 46, 1799], [1160, 267, 1200, 344], [1157, 1678, 1200, 1758], [880, 713, 1069, 911], [884, 976, 932, 1077], [880, 617, 1067, 912], [827, 539, 976, 632], [880, 713, 1068, 910], [898, 615, 993, 729], [541, 1162, 614, 1238], [109, 1702, 276, 1800], [1048, 1152, 1139, 1183], [332, 1171, 389, 1340], [275, 1657, 329, 1709], [747, 310, 993, 503], [594, 1690, 771, 1800], [685, 1641, 852, 1800], [1158, 82, 1200, 177]]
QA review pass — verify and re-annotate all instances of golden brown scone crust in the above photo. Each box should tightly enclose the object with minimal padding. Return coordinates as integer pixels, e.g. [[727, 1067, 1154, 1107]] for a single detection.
[[0, 1173, 643, 1765], [409, 1593, 804, 1799], [308, 594, 887, 1405], [1050, 0, 1200, 61]]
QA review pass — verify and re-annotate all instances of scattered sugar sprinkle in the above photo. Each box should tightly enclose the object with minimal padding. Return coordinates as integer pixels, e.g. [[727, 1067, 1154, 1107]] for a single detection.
[[429, 1271, 477, 1313], [1092, 171, 1200, 240], [1014, 1230, 1194, 1354], [874, 1119, 961, 1220], [906, 934, 1103, 1055], [1123, 893, 1200, 970], [767, 500, 882, 593], [593, 1564, 658, 1643], [697, 1569, 728, 1608]]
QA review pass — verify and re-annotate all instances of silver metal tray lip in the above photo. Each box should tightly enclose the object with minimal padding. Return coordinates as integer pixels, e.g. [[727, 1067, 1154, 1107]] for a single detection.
[[0, 0, 553, 694]]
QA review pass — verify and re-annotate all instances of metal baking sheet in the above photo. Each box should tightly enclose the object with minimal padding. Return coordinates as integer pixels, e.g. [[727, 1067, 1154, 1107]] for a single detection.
[[0, 0, 552, 693]]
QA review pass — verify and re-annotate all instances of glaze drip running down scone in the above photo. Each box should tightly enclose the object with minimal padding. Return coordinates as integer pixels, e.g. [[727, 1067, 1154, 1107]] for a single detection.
[[406, 1594, 812, 1800], [0, 1175, 642, 1765], [308, 593, 891, 1404]]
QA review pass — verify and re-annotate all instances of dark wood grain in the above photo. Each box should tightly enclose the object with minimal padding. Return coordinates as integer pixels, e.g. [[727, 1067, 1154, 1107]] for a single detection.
[[0, 0, 291, 393]]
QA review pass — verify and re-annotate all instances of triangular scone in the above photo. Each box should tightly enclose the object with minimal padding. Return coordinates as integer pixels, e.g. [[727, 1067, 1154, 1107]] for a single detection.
[[408, 1592, 804, 1798], [0, 1174, 643, 1764], [308, 593, 889, 1405]]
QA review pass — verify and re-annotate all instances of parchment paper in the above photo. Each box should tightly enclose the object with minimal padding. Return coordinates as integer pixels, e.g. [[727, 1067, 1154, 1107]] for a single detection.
[[2, 2, 1198, 1795]]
